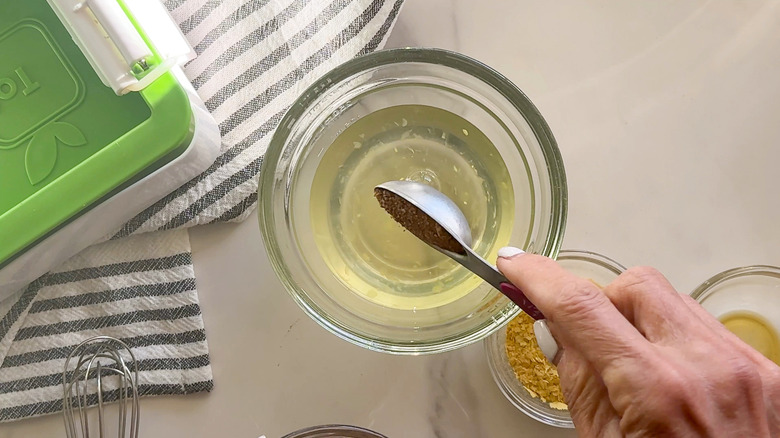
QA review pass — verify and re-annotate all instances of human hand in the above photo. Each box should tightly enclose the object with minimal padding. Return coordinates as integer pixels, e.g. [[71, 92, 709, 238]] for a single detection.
[[496, 250, 780, 437]]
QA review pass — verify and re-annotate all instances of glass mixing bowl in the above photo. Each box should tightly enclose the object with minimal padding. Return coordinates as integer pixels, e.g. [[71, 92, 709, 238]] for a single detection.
[[691, 265, 780, 364], [281, 425, 387, 438], [484, 250, 626, 427], [259, 48, 567, 354]]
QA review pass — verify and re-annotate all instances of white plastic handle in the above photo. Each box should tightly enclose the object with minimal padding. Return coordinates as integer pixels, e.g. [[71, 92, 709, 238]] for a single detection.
[[86, 0, 152, 68], [47, 0, 194, 95], [534, 319, 561, 363]]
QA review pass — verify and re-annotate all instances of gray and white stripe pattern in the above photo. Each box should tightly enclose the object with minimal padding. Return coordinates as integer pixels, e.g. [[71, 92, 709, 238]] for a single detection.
[[0, 0, 402, 422], [115, 0, 404, 237], [0, 230, 212, 421]]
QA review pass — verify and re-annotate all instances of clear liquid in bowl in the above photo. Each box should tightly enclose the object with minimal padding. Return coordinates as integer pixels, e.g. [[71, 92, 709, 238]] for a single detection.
[[309, 104, 514, 310]]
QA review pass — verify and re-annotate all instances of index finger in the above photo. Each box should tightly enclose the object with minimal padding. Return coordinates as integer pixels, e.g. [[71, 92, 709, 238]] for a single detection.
[[497, 250, 652, 377]]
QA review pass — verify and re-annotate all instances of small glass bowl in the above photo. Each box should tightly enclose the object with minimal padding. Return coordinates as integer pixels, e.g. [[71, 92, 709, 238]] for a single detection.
[[484, 250, 626, 428], [691, 265, 780, 363], [281, 425, 387, 438], [259, 48, 567, 354]]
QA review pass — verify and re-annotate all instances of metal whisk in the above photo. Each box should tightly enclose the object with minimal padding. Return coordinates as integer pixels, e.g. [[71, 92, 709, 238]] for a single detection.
[[62, 336, 140, 438]]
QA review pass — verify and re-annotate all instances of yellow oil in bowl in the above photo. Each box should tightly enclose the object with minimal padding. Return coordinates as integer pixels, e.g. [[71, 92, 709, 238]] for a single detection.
[[719, 311, 780, 364]]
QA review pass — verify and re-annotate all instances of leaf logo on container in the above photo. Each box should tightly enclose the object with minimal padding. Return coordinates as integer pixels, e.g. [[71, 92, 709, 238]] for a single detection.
[[25, 122, 86, 184], [0, 20, 86, 185]]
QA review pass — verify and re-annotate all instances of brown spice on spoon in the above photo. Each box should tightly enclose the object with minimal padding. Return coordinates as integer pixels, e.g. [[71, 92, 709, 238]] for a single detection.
[[374, 187, 466, 254]]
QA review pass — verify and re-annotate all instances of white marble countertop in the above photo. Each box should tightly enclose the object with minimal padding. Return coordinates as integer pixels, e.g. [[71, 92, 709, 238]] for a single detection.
[[4, 1, 780, 437]]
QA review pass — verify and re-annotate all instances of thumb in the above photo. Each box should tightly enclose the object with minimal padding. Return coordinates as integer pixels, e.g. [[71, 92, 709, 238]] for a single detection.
[[496, 248, 650, 377]]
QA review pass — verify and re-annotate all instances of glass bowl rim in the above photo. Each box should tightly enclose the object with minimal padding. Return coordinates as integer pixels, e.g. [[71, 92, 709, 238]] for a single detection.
[[555, 249, 627, 274], [258, 47, 568, 354], [281, 424, 388, 438], [690, 265, 780, 301]]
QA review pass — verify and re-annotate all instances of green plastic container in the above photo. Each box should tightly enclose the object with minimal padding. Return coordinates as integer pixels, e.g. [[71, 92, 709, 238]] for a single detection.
[[0, 0, 220, 299]]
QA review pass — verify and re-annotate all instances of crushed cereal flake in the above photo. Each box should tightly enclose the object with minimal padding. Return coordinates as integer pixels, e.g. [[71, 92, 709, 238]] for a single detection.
[[505, 312, 568, 409]]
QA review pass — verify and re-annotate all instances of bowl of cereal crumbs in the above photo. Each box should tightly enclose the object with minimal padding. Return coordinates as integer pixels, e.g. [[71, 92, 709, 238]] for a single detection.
[[484, 250, 626, 428]]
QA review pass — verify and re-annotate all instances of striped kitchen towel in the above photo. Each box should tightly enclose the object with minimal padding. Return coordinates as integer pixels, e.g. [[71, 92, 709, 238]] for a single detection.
[[0, 0, 403, 422], [117, 0, 404, 235], [0, 230, 212, 421]]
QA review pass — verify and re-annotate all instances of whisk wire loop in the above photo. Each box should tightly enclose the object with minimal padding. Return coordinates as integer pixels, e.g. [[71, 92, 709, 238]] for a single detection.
[[62, 336, 140, 438]]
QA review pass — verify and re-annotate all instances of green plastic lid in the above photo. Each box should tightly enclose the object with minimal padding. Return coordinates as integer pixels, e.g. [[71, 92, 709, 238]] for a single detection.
[[0, 0, 194, 267]]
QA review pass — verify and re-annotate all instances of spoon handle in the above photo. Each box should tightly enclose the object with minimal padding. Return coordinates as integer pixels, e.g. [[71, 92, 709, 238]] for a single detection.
[[453, 247, 545, 320], [499, 282, 545, 320]]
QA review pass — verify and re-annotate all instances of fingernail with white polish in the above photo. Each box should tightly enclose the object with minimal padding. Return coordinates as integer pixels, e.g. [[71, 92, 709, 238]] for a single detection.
[[533, 319, 560, 364], [497, 247, 525, 259]]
